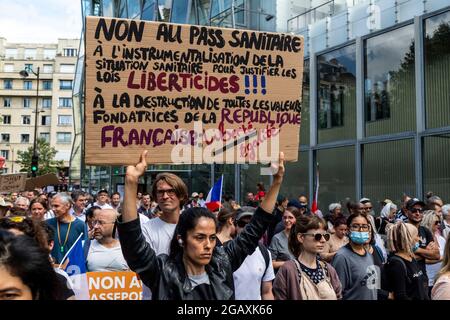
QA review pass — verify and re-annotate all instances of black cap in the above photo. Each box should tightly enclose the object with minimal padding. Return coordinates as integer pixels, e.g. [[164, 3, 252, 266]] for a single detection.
[[235, 206, 256, 221], [406, 198, 425, 210], [97, 189, 109, 195], [287, 199, 307, 210]]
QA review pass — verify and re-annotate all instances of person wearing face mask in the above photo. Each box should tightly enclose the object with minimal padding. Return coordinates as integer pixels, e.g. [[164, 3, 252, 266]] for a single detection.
[[383, 222, 429, 300], [332, 212, 378, 300]]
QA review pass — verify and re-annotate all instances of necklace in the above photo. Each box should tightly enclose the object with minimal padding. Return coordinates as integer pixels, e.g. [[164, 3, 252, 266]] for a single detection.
[[57, 218, 73, 253]]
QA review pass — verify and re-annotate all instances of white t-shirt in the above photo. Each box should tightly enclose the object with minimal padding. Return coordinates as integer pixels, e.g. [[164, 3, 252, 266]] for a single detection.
[[86, 239, 129, 272], [426, 234, 446, 286], [139, 213, 150, 227], [233, 246, 275, 300], [141, 217, 177, 299], [44, 210, 55, 220], [142, 217, 176, 255]]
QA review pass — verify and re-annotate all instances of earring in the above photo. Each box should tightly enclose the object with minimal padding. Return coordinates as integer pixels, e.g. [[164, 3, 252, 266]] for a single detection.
[[178, 239, 183, 246]]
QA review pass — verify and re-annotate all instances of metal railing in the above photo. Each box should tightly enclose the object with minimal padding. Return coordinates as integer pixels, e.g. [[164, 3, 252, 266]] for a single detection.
[[287, 0, 368, 33]]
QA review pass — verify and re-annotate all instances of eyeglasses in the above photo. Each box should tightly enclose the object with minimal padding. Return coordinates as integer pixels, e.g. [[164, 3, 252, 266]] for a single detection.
[[350, 224, 370, 231], [93, 220, 115, 227], [302, 233, 330, 241], [156, 188, 176, 197], [410, 208, 424, 213]]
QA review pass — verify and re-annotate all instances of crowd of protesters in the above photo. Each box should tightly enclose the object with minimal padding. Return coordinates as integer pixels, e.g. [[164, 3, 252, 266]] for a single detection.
[[1, 152, 450, 300]]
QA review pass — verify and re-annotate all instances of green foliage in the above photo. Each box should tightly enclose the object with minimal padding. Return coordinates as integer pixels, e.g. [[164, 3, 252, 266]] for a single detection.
[[17, 138, 64, 175]]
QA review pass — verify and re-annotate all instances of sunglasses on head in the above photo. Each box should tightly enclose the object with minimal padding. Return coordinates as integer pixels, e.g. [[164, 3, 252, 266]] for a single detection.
[[302, 233, 330, 241]]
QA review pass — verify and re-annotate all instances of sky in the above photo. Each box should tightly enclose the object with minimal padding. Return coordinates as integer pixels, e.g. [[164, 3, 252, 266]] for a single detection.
[[0, 0, 82, 43]]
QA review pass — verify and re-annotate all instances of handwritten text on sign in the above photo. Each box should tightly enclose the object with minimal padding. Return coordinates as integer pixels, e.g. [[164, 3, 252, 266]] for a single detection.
[[85, 17, 304, 164], [0, 174, 27, 193]]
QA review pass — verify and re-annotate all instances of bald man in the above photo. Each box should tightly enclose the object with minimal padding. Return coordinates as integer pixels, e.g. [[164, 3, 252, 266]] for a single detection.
[[86, 209, 128, 272]]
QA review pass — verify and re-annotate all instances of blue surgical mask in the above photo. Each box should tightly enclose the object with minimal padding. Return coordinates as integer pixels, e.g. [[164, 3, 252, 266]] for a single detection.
[[412, 242, 420, 252], [349, 231, 370, 244]]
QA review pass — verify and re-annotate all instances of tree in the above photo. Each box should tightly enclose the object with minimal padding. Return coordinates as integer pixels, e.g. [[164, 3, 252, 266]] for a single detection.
[[17, 138, 64, 176]]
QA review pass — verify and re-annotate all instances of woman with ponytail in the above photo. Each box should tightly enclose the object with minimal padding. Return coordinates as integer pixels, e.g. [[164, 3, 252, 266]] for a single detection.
[[384, 221, 429, 300]]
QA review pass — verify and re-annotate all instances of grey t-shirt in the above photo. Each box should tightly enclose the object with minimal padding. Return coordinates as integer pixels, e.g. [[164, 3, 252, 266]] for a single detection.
[[268, 231, 295, 261], [189, 272, 210, 288], [331, 244, 378, 300]]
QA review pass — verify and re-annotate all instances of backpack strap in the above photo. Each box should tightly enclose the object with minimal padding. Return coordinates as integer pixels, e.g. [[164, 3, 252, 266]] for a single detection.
[[258, 242, 270, 279]]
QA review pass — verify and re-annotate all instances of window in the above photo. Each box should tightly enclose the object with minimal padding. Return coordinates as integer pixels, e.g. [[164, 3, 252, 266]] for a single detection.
[[59, 98, 72, 108], [0, 150, 9, 159], [4, 79, 12, 89], [21, 134, 30, 143], [3, 64, 14, 72], [58, 115, 72, 126], [63, 48, 77, 56], [24, 48, 36, 59], [318, 44, 357, 143], [127, 0, 141, 18], [424, 134, 450, 201], [425, 11, 450, 129], [22, 116, 31, 125], [43, 64, 53, 73], [5, 48, 17, 58], [57, 132, 72, 143], [2, 115, 11, 124], [24, 64, 33, 72], [40, 132, 50, 142], [43, 80, 52, 90], [42, 98, 52, 108], [362, 139, 415, 213], [316, 146, 356, 213], [59, 64, 75, 73], [141, 0, 156, 20], [300, 60, 310, 146], [41, 115, 51, 125], [60, 80, 73, 90], [365, 24, 416, 136], [23, 98, 31, 108], [24, 80, 32, 90], [279, 151, 309, 199], [1, 134, 10, 143], [3, 98, 11, 107], [44, 49, 56, 59]]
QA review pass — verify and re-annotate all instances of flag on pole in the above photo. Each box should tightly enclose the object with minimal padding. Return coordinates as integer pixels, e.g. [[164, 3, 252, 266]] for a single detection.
[[311, 163, 319, 214], [205, 175, 223, 212], [59, 233, 89, 299]]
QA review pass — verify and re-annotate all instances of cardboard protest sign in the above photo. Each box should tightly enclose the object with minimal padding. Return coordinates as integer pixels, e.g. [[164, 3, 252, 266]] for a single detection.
[[24, 173, 60, 191], [85, 271, 143, 300], [85, 17, 304, 165], [0, 173, 27, 193]]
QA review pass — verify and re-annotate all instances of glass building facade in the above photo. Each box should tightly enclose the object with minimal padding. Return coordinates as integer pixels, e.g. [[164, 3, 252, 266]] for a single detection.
[[72, 1, 450, 211]]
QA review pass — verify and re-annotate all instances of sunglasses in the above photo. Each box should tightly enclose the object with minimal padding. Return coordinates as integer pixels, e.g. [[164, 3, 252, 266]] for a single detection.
[[302, 233, 330, 241], [434, 220, 441, 225], [410, 208, 424, 213]]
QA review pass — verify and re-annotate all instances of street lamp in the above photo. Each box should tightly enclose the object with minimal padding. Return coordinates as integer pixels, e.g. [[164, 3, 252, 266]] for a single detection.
[[19, 66, 40, 177]]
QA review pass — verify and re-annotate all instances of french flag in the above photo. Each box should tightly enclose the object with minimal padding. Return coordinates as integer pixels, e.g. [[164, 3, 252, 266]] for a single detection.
[[205, 175, 223, 212]]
